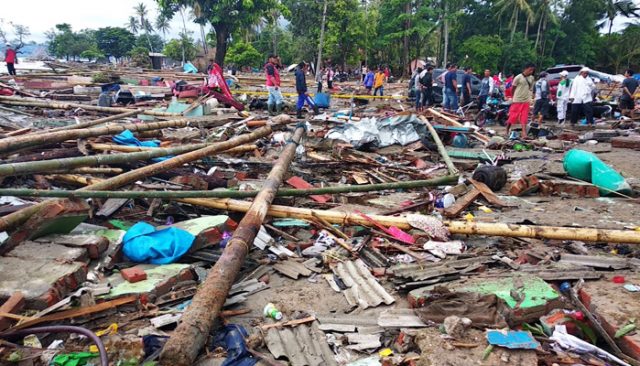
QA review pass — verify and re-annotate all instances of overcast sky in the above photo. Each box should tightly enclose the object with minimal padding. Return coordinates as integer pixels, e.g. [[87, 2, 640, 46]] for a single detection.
[[0, 0, 205, 43], [1, 0, 638, 44]]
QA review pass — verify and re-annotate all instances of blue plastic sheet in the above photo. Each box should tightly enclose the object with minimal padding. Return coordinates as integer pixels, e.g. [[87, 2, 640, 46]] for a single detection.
[[486, 330, 540, 350], [112, 130, 172, 162], [213, 324, 257, 366], [183, 62, 198, 74], [122, 222, 195, 264]]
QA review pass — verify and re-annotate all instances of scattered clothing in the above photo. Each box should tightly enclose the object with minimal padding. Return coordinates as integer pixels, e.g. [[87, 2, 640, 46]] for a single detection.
[[122, 222, 195, 264]]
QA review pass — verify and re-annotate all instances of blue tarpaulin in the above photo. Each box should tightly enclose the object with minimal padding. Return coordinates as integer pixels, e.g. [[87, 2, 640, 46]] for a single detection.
[[122, 222, 195, 264], [112, 130, 172, 162]]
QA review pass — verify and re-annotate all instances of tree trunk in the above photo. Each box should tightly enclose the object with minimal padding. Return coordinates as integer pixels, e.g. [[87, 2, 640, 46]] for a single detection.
[[315, 0, 329, 79], [534, 14, 543, 51], [402, 1, 411, 77], [524, 14, 530, 40], [159, 125, 306, 366], [214, 24, 229, 68], [510, 7, 518, 43], [443, 8, 449, 67]]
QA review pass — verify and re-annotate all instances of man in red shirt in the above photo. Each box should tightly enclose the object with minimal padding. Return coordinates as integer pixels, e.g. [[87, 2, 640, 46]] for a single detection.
[[264, 54, 283, 115], [5, 44, 17, 76]]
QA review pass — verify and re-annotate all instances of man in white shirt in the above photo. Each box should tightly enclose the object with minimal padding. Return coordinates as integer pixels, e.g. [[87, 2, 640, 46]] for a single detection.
[[568, 67, 596, 125], [555, 70, 571, 124]]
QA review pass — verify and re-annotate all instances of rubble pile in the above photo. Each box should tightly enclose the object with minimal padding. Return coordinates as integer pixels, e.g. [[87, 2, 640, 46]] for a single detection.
[[0, 67, 639, 366]]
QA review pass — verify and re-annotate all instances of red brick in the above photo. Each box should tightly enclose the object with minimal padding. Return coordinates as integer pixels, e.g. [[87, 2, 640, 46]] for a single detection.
[[371, 267, 387, 277], [509, 176, 540, 196], [121, 267, 147, 283], [286, 176, 331, 203]]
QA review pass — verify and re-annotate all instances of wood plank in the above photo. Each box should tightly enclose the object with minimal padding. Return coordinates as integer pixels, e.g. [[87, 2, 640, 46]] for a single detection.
[[0, 292, 25, 331], [468, 179, 512, 207], [444, 187, 481, 217]]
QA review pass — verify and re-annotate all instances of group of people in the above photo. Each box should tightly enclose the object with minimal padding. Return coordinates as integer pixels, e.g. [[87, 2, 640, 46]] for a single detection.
[[362, 65, 391, 96]]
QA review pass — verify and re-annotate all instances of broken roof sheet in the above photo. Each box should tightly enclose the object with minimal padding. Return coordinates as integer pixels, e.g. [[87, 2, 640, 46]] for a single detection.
[[264, 321, 337, 366], [334, 259, 395, 309]]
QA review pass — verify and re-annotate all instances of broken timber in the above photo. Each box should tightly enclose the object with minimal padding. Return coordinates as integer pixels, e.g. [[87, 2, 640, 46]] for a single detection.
[[159, 125, 306, 366], [419, 116, 459, 175]]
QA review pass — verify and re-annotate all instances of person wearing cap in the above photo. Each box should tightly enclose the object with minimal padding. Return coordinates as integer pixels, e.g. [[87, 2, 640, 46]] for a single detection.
[[294, 62, 319, 119], [506, 63, 536, 139], [556, 70, 571, 124], [264, 54, 283, 116], [4, 44, 17, 76], [568, 67, 596, 125], [532, 71, 550, 124]]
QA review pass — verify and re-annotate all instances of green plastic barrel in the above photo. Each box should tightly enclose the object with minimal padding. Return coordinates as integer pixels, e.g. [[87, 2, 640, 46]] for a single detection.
[[563, 149, 631, 196]]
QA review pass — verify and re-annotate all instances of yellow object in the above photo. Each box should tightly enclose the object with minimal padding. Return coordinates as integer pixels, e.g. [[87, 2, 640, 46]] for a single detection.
[[95, 323, 118, 337], [89, 345, 99, 353], [379, 348, 393, 357], [464, 213, 475, 222], [231, 89, 406, 100], [374, 72, 385, 89], [478, 205, 493, 213]]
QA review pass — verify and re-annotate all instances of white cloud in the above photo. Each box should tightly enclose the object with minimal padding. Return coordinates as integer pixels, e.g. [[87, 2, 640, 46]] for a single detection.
[[0, 0, 206, 43]]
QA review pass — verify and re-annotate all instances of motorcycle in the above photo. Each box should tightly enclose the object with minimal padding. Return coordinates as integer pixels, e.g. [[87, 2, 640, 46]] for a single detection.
[[475, 91, 510, 127]]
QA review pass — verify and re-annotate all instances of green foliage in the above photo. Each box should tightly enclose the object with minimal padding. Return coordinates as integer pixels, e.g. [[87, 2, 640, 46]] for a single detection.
[[47, 25, 99, 61], [156, 0, 287, 67], [500, 32, 536, 75], [129, 46, 152, 67], [163, 36, 197, 62], [226, 41, 262, 68], [136, 34, 165, 52], [80, 49, 104, 62], [458, 35, 503, 73], [95, 27, 135, 60]]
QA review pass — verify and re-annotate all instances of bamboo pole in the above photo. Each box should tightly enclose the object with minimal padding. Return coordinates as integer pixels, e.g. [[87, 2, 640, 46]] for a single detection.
[[0, 175, 457, 198], [0, 95, 179, 117], [0, 127, 271, 234], [160, 125, 306, 366], [44, 110, 141, 133], [425, 108, 491, 144], [0, 115, 235, 155], [178, 198, 640, 244], [419, 116, 459, 176], [0, 105, 35, 117]]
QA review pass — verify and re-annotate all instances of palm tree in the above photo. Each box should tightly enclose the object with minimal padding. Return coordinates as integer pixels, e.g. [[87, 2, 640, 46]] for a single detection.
[[155, 14, 171, 41], [126, 16, 139, 34], [494, 0, 534, 43], [134, 2, 155, 52], [533, 0, 559, 53], [601, 0, 640, 35]]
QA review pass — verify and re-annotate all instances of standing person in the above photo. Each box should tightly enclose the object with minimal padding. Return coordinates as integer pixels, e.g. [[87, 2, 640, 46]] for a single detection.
[[438, 63, 451, 109], [461, 66, 473, 107], [478, 69, 494, 108], [316, 67, 324, 93], [505, 63, 536, 139], [532, 72, 550, 124], [504, 74, 515, 99], [295, 62, 319, 119], [384, 66, 391, 82], [363, 68, 375, 94], [361, 63, 368, 82], [4, 44, 17, 76], [374, 67, 385, 96], [568, 67, 596, 126], [620, 69, 638, 114], [443, 64, 459, 112], [556, 71, 571, 124], [419, 66, 434, 108], [264, 54, 283, 115], [412, 67, 424, 111], [326, 66, 335, 90]]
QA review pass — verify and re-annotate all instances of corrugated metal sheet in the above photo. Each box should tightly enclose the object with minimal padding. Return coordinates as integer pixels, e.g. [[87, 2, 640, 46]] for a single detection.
[[264, 321, 337, 366], [334, 259, 395, 309], [391, 256, 493, 281]]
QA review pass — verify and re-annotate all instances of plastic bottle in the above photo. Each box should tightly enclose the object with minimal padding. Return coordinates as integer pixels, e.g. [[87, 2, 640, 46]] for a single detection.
[[263, 303, 283, 320]]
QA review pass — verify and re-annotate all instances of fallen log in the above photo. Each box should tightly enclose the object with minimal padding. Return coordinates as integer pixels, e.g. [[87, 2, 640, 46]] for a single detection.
[[159, 125, 306, 365], [178, 198, 640, 244], [0, 127, 271, 235], [0, 115, 235, 155], [0, 175, 457, 197], [0, 95, 179, 117]]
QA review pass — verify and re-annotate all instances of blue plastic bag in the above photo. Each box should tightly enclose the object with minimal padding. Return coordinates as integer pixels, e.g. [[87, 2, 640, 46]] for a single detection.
[[314, 92, 331, 108], [112, 130, 172, 162], [122, 222, 195, 264]]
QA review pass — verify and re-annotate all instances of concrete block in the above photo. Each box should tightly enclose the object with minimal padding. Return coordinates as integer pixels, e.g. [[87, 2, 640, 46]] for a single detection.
[[6, 241, 88, 263]]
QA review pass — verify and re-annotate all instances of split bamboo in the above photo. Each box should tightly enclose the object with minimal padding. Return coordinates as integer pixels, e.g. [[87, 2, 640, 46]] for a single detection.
[[44, 110, 141, 132], [425, 108, 491, 143], [419, 116, 459, 175], [178, 198, 640, 244], [0, 115, 235, 155], [0, 95, 179, 117], [0, 175, 457, 198], [159, 125, 306, 366], [0, 127, 271, 233]]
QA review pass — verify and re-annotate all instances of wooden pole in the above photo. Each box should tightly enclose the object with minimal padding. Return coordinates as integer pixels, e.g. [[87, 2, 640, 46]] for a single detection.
[[159, 125, 306, 366], [0, 175, 457, 198], [178, 198, 640, 244], [425, 108, 490, 144], [0, 95, 180, 117], [419, 116, 459, 175], [43, 110, 141, 133], [0, 127, 271, 234], [0, 115, 235, 155]]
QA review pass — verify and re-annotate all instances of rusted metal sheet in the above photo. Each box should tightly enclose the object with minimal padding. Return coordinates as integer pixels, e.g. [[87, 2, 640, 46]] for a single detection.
[[391, 256, 494, 281], [334, 259, 395, 309], [264, 321, 337, 366]]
